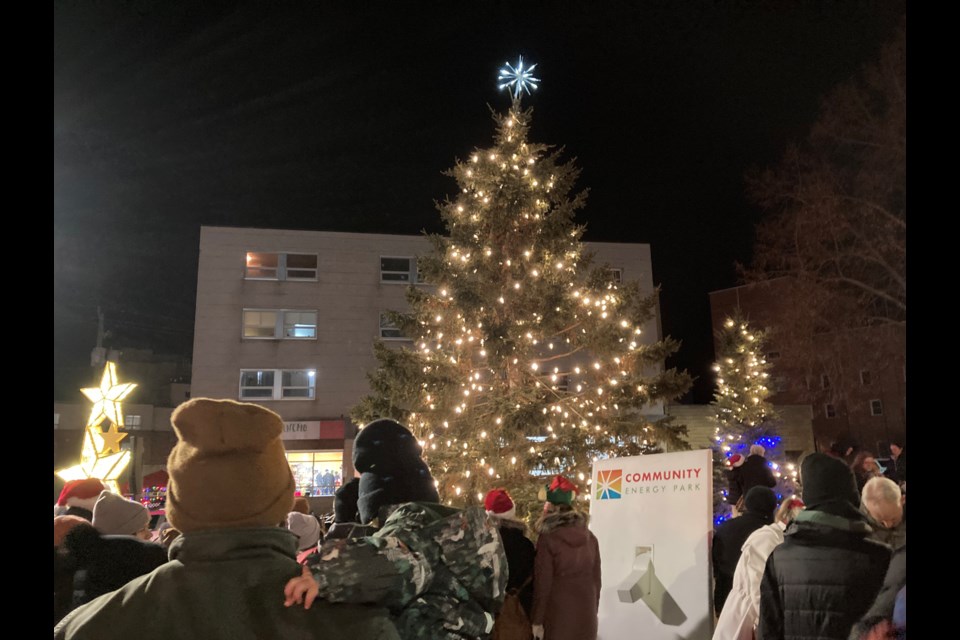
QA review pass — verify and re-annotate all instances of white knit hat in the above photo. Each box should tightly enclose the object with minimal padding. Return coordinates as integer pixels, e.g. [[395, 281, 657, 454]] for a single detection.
[[92, 490, 150, 536], [286, 512, 321, 551]]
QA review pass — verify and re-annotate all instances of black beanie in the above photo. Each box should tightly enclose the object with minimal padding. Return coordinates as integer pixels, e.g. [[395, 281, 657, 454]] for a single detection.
[[334, 478, 360, 523], [801, 453, 860, 509], [354, 419, 440, 524], [743, 486, 777, 523]]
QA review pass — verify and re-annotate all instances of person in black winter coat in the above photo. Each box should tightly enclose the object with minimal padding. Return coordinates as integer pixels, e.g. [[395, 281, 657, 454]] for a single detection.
[[58, 491, 169, 613], [485, 488, 536, 616], [848, 545, 906, 640], [712, 486, 777, 616], [727, 445, 778, 508], [757, 453, 892, 640], [59, 521, 168, 611]]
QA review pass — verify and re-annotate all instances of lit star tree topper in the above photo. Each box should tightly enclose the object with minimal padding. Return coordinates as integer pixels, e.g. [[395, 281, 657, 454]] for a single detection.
[[498, 56, 541, 100], [56, 362, 137, 494]]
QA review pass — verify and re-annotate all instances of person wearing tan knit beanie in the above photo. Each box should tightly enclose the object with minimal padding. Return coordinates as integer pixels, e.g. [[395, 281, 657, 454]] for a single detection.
[[165, 397, 296, 532], [55, 398, 399, 640]]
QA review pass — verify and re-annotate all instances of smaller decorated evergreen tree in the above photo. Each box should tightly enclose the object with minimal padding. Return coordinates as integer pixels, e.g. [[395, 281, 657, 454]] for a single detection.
[[710, 311, 795, 522]]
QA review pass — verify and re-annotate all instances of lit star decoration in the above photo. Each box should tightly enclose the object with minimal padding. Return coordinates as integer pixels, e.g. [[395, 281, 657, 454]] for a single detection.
[[81, 361, 137, 428], [94, 422, 127, 455], [56, 362, 137, 494], [498, 56, 540, 100]]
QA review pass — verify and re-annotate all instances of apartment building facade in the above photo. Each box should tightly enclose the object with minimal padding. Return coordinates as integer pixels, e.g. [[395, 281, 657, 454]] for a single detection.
[[709, 279, 906, 455], [191, 226, 664, 499]]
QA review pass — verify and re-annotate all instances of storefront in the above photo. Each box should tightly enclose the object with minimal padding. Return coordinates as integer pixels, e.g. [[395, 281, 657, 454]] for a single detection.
[[281, 419, 355, 500]]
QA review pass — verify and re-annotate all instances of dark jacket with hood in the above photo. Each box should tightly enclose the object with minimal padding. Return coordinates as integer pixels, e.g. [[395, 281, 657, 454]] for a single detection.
[[712, 486, 777, 616], [55, 527, 400, 640], [493, 516, 536, 616], [59, 524, 168, 610], [848, 545, 906, 640], [756, 505, 891, 640], [531, 509, 602, 640], [305, 501, 507, 640], [727, 454, 777, 506]]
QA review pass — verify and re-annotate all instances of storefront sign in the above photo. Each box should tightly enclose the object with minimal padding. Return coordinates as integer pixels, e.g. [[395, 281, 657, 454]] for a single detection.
[[282, 420, 346, 440], [282, 421, 320, 440]]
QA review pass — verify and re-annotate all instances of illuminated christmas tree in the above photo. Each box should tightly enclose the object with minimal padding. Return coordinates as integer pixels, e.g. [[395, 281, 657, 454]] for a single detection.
[[353, 62, 691, 515], [712, 313, 777, 439], [710, 312, 793, 520]]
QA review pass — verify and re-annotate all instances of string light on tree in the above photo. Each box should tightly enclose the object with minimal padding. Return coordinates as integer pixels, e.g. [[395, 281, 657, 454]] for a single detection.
[[352, 60, 691, 516]]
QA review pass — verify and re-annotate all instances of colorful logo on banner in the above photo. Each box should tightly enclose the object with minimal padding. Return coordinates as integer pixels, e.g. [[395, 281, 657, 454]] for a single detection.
[[596, 469, 623, 500]]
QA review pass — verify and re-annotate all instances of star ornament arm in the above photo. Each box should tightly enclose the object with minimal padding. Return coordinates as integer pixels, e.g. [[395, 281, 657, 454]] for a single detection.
[[498, 56, 540, 100], [81, 362, 137, 428]]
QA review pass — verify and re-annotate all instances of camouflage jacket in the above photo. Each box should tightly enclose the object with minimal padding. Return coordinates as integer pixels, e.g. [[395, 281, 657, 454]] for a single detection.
[[307, 502, 507, 639]]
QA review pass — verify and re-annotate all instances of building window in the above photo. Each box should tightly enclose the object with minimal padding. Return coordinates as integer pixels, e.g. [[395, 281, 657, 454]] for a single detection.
[[283, 311, 317, 338], [821, 374, 831, 389], [243, 310, 317, 340], [870, 399, 883, 416], [825, 404, 837, 418], [243, 310, 279, 338], [245, 252, 278, 279], [606, 268, 623, 284], [239, 369, 316, 400], [379, 312, 409, 340], [245, 252, 318, 281], [766, 351, 781, 360], [286, 451, 344, 497], [125, 415, 142, 428], [555, 375, 570, 392], [285, 254, 318, 280], [240, 370, 275, 398], [380, 256, 417, 283], [282, 370, 316, 399], [54, 413, 60, 429], [860, 369, 872, 385]]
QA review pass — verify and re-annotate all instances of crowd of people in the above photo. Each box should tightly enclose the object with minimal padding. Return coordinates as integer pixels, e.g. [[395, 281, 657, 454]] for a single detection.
[[54, 397, 905, 639], [53, 400, 602, 640], [712, 438, 906, 640]]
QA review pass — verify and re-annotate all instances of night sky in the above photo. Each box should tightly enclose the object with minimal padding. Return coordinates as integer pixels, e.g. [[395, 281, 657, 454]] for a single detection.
[[54, 1, 905, 403]]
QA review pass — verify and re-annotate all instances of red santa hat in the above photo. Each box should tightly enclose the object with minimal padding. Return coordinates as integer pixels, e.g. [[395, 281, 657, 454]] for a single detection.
[[484, 488, 518, 521], [727, 454, 745, 468], [56, 478, 108, 512]]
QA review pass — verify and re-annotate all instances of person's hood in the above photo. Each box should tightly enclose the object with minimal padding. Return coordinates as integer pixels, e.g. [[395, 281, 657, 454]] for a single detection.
[[537, 509, 589, 541]]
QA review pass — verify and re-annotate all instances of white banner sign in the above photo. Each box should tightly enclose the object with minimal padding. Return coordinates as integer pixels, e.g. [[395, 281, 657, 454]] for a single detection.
[[591, 449, 713, 640], [282, 421, 321, 440]]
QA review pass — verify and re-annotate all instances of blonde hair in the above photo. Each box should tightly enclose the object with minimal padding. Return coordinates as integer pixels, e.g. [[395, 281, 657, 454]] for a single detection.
[[749, 444, 766, 457]]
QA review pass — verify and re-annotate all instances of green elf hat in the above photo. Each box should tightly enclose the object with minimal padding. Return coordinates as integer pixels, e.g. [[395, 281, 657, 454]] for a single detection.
[[540, 475, 579, 506]]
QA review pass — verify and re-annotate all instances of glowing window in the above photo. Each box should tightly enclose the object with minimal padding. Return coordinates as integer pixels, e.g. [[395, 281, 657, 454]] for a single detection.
[[243, 310, 316, 340], [244, 252, 317, 281], [286, 451, 344, 497]]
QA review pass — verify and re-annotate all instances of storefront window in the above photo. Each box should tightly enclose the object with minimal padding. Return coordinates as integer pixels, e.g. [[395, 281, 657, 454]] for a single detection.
[[285, 451, 343, 496]]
